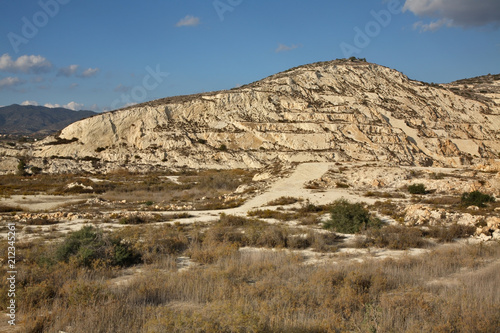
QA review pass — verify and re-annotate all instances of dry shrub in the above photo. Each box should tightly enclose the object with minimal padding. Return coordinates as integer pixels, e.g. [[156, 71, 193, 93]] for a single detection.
[[265, 196, 303, 206], [247, 209, 297, 221], [425, 224, 477, 242], [187, 242, 239, 265], [308, 231, 340, 252], [361, 225, 429, 250], [0, 204, 21, 212], [370, 200, 404, 220], [25, 218, 59, 226], [119, 214, 147, 225], [115, 225, 189, 264], [364, 191, 405, 199], [218, 213, 255, 227], [10, 219, 500, 333], [422, 195, 461, 206]]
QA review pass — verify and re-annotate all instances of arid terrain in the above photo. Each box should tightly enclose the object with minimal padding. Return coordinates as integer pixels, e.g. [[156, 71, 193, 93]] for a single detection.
[[0, 59, 499, 332]]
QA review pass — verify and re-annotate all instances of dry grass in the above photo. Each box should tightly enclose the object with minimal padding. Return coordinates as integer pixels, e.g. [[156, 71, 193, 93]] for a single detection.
[[0, 204, 22, 212], [8, 233, 500, 333], [1, 168, 499, 332], [357, 225, 430, 250]]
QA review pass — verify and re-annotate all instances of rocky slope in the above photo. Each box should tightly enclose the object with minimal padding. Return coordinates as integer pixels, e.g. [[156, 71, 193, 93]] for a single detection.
[[3, 59, 500, 173]]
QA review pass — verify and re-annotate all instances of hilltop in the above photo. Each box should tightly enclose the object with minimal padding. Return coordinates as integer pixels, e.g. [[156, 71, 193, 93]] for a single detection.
[[1, 59, 499, 173]]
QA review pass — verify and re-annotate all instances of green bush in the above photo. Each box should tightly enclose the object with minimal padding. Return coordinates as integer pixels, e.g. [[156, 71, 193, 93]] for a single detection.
[[324, 199, 382, 234], [55, 226, 140, 267], [408, 183, 427, 195], [461, 191, 495, 208]]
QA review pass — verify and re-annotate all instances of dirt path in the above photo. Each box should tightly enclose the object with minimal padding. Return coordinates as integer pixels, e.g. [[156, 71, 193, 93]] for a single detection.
[[238, 162, 334, 211], [172, 162, 378, 224]]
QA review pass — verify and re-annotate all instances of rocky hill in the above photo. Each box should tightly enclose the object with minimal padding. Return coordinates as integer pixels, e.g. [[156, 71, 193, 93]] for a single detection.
[[2, 59, 499, 173], [0, 104, 96, 136]]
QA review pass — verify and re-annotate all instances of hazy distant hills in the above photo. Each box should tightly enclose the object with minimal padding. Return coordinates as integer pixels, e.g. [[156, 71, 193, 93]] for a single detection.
[[0, 104, 96, 136]]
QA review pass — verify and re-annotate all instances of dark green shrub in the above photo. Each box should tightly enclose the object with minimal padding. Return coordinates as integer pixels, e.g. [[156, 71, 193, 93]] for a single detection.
[[55, 226, 140, 267], [30, 166, 42, 174], [17, 159, 27, 176], [55, 226, 104, 266], [408, 183, 427, 195], [219, 144, 228, 151], [461, 191, 495, 208], [324, 199, 382, 234]]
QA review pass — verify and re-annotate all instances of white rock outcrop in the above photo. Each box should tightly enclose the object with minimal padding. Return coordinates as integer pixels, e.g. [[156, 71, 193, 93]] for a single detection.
[[3, 60, 499, 173]]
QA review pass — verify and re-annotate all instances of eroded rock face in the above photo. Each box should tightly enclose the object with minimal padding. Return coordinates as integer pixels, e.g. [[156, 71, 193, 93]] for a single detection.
[[5, 60, 500, 173]]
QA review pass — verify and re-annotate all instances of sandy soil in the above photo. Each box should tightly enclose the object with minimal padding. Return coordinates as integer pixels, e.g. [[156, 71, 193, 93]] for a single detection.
[[0, 195, 88, 211]]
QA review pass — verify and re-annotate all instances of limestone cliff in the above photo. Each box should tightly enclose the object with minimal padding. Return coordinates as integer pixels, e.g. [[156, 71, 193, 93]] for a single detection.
[[9, 60, 500, 172]]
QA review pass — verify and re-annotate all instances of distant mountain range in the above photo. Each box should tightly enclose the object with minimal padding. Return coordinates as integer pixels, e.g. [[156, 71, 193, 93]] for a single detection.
[[0, 104, 96, 136]]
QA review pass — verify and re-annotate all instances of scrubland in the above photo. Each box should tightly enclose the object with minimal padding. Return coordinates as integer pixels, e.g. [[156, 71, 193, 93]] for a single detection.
[[0, 164, 499, 332]]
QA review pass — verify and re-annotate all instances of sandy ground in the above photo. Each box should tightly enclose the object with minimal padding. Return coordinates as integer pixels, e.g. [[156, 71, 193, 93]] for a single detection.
[[0, 194, 88, 211]]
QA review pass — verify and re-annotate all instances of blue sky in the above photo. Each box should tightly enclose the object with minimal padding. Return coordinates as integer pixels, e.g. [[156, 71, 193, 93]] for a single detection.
[[0, 0, 499, 112]]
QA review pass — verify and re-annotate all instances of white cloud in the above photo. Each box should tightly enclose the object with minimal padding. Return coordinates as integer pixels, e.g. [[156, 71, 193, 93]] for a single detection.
[[0, 76, 25, 89], [0, 54, 52, 73], [79, 67, 99, 78], [21, 100, 39, 106], [176, 15, 201, 27], [69, 83, 79, 89], [404, 0, 500, 30], [275, 43, 301, 53], [44, 103, 61, 108], [413, 18, 453, 31], [64, 101, 85, 110], [44, 101, 85, 110], [58, 64, 79, 77]]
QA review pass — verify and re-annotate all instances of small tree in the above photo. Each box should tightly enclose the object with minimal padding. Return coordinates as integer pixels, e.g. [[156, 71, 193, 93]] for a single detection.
[[461, 191, 495, 208], [408, 183, 427, 195], [324, 199, 381, 234], [17, 158, 27, 176]]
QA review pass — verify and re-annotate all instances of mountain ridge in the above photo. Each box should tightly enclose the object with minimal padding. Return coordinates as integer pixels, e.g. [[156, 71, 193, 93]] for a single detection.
[[0, 104, 96, 136]]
